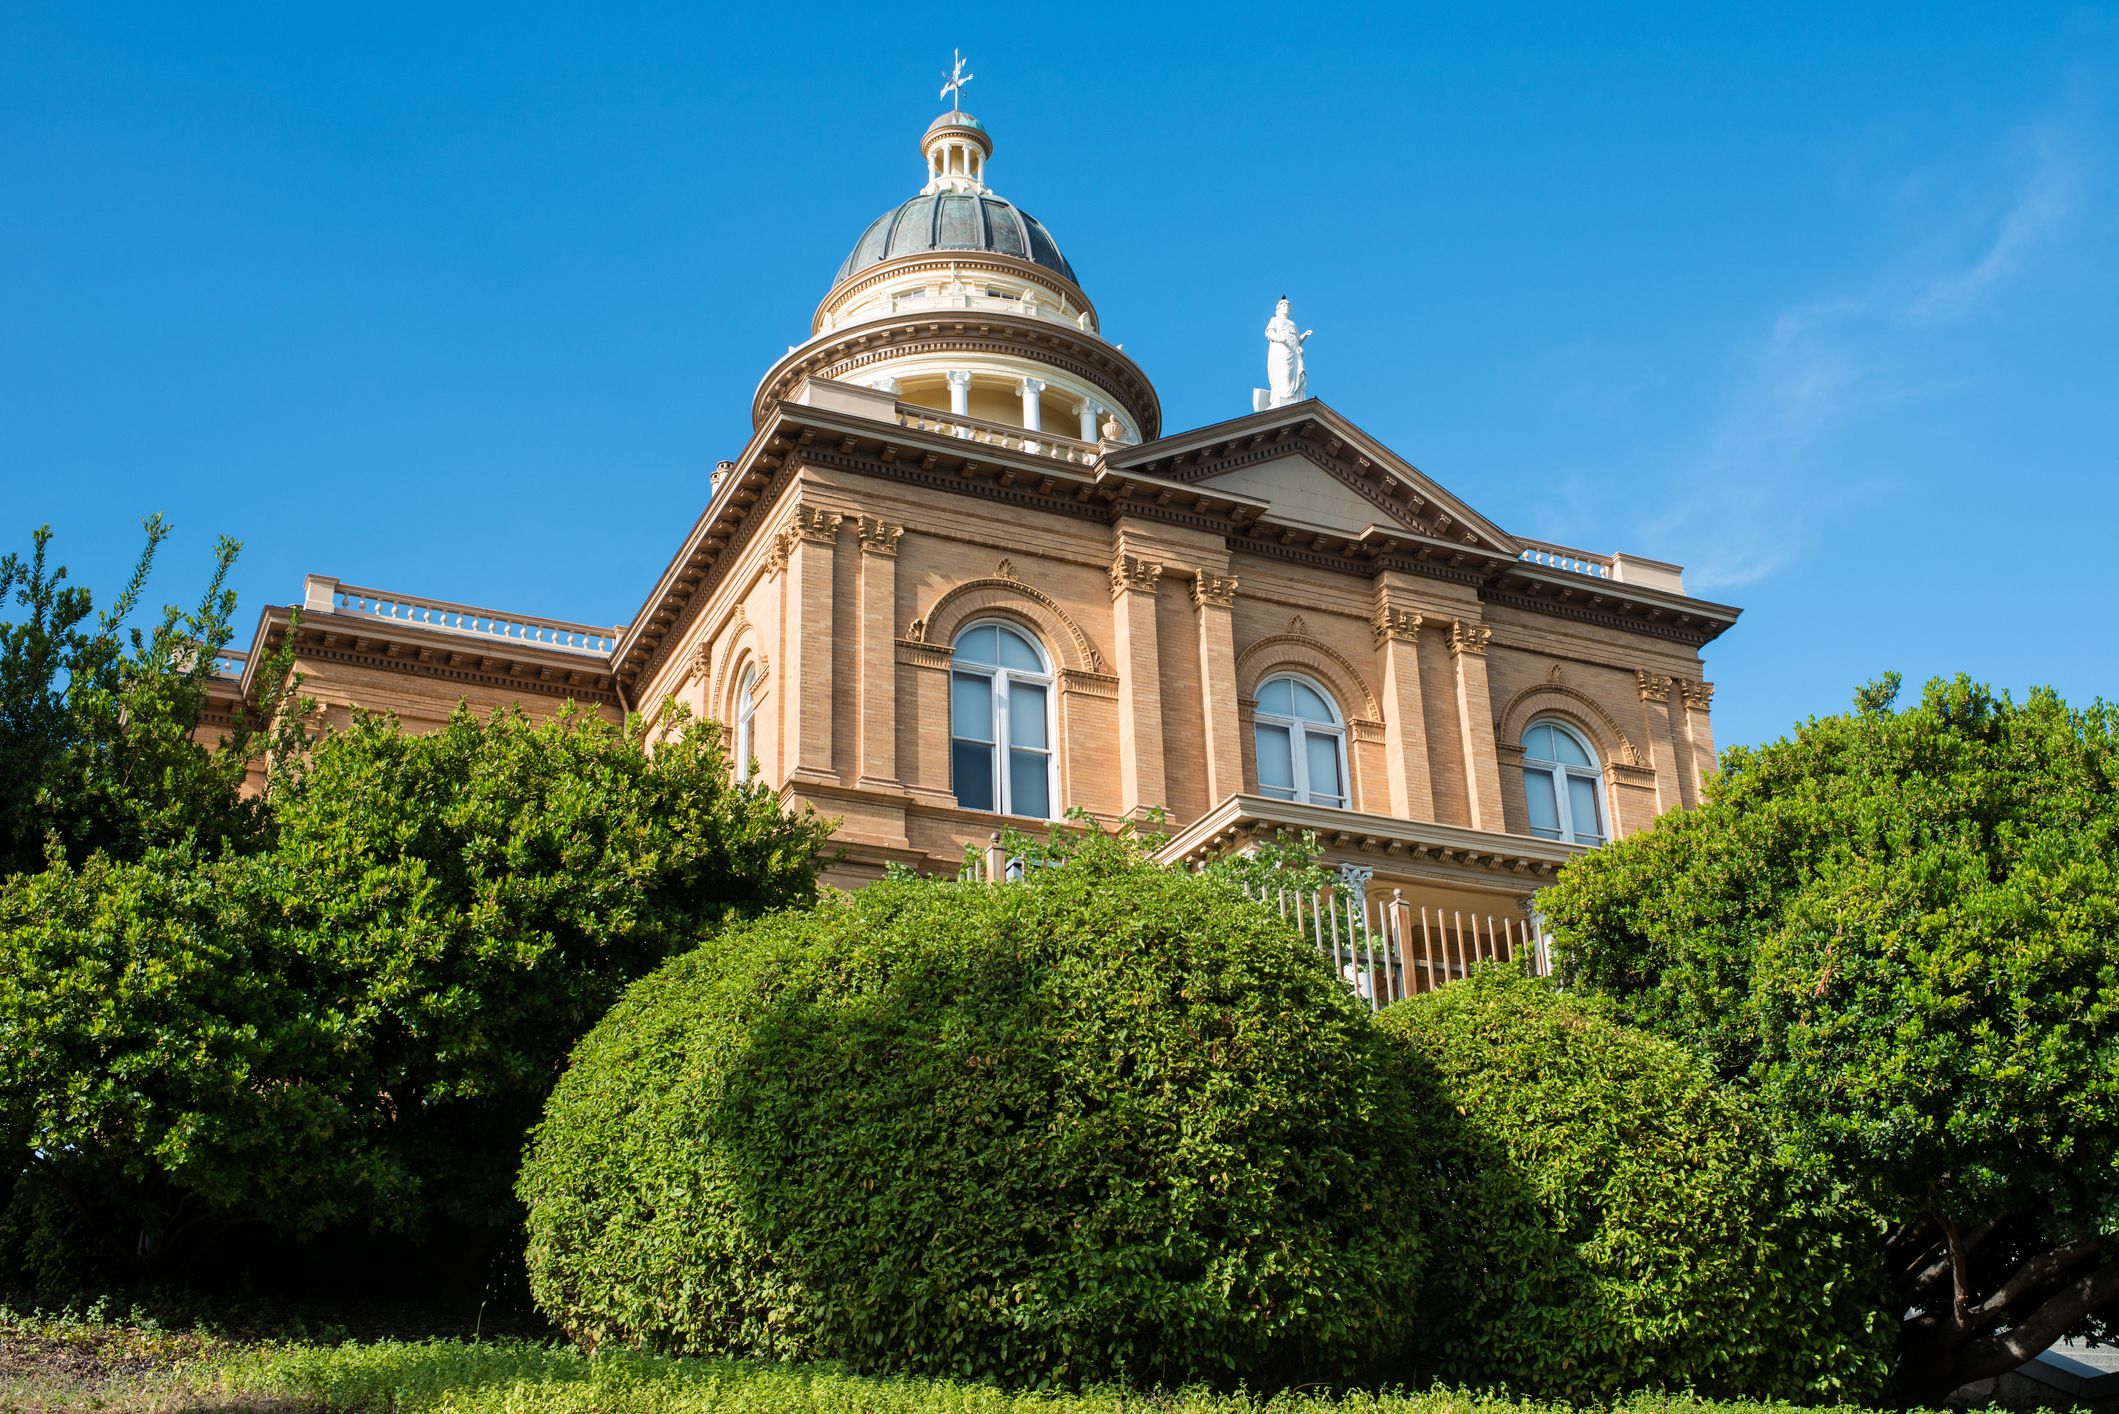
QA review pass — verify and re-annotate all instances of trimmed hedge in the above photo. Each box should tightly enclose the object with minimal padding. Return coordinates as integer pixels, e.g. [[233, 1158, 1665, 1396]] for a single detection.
[[519, 839, 1427, 1388], [1378, 969, 1893, 1403]]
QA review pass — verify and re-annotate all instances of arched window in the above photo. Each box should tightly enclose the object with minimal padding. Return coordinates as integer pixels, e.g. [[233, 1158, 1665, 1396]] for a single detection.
[[950, 621, 1054, 819], [734, 664, 757, 783], [1254, 674, 1348, 809], [1521, 719, 1605, 845]]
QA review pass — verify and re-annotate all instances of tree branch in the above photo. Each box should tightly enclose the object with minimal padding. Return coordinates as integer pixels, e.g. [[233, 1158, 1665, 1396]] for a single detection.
[[1967, 1237, 2104, 1326], [1954, 1259, 2119, 1387]]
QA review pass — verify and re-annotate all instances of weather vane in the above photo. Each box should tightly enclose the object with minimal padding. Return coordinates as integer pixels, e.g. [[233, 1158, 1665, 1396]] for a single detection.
[[939, 49, 974, 111]]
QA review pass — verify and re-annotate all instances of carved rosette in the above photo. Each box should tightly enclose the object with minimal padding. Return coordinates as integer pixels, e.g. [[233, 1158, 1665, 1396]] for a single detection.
[[1191, 571, 1238, 610], [1447, 619, 1492, 658], [1678, 678, 1715, 712], [1636, 669, 1673, 703], [1371, 601, 1423, 646], [1109, 553, 1164, 599], [856, 515, 903, 557]]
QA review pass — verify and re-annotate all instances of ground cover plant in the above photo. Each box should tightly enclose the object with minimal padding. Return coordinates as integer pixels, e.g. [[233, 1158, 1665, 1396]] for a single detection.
[[1379, 969, 1892, 1403], [1543, 675, 2119, 1401], [519, 832, 1429, 1389]]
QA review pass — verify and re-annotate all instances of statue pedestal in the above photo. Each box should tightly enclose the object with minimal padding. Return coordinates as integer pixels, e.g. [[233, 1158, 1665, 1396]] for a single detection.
[[1252, 388, 1271, 413]]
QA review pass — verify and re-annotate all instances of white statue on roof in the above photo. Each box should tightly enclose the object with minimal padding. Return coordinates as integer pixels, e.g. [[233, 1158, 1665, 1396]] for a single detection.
[[1255, 296, 1313, 412]]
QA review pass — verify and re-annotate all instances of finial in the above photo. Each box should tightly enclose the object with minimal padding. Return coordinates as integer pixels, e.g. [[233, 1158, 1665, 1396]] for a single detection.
[[939, 49, 974, 111]]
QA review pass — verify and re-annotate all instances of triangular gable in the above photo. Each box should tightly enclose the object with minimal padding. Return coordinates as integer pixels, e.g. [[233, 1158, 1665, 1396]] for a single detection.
[[1107, 400, 1518, 556]]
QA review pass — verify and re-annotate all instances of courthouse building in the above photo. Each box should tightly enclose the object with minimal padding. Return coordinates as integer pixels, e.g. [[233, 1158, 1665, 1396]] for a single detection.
[[209, 97, 1739, 931]]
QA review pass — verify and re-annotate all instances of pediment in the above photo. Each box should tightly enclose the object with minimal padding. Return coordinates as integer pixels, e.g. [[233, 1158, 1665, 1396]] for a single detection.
[[1110, 400, 1517, 556]]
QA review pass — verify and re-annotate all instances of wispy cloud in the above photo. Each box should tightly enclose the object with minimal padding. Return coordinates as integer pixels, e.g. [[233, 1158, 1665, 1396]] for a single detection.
[[1646, 111, 2087, 593]]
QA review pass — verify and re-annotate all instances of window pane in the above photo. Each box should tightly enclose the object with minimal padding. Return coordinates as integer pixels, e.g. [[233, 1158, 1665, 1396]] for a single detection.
[[1255, 722, 1295, 792], [1551, 727, 1593, 767], [1008, 749, 1050, 819], [1007, 680, 1048, 749], [1291, 680, 1333, 723], [994, 625, 1043, 672], [951, 672, 993, 741], [1524, 766, 1562, 838], [1257, 678, 1292, 716], [1304, 730, 1344, 804], [954, 625, 997, 666], [1567, 774, 1604, 842], [952, 740, 995, 812], [1522, 723, 1554, 761]]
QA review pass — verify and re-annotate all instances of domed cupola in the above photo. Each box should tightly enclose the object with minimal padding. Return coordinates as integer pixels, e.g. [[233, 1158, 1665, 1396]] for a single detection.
[[752, 61, 1159, 444]]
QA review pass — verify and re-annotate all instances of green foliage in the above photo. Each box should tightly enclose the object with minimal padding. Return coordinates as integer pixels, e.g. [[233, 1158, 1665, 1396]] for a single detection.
[[1378, 969, 1892, 1402], [0, 519, 304, 880], [207, 1335, 1943, 1414], [0, 703, 830, 1280], [520, 832, 1427, 1389], [1540, 676, 2119, 1394]]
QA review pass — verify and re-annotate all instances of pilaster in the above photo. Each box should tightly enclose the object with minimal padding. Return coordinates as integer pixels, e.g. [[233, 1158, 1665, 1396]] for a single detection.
[[1109, 551, 1166, 819], [1635, 669, 1685, 813], [1372, 578, 1434, 822], [780, 502, 841, 783], [1677, 677, 1718, 801], [1447, 618, 1505, 832], [854, 514, 902, 788], [1192, 571, 1242, 803]]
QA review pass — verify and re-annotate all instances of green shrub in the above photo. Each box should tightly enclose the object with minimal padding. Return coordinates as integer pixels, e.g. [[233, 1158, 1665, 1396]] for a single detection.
[[519, 835, 1427, 1388], [1378, 968, 1892, 1403]]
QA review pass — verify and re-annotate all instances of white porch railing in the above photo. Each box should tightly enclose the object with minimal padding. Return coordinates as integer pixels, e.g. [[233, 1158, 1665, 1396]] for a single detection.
[[1241, 879, 1553, 1011], [327, 583, 622, 657]]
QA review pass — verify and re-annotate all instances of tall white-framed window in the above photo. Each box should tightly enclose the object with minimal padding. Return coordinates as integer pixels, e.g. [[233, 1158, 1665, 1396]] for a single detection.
[[949, 621, 1055, 819], [1521, 719, 1606, 845], [1253, 674, 1349, 809], [734, 664, 757, 784]]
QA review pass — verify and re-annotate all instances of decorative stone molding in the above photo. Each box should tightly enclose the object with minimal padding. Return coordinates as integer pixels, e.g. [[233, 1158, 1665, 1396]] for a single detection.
[[910, 575, 1109, 674], [1635, 669, 1673, 703], [894, 639, 954, 670], [689, 640, 711, 683], [1191, 572, 1239, 610], [1109, 553, 1164, 599], [1058, 667, 1120, 699], [1371, 604, 1423, 646], [1235, 632, 1383, 722], [855, 515, 903, 556], [790, 504, 843, 545], [1447, 620, 1493, 658], [1495, 682, 1646, 768], [1677, 678, 1715, 711], [1336, 863, 1376, 893]]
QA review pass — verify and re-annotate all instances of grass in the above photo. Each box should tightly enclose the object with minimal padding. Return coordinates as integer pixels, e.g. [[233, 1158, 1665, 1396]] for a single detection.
[[6, 1319, 1946, 1414]]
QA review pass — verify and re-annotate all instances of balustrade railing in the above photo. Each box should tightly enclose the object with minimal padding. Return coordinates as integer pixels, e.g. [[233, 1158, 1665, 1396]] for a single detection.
[[1516, 538, 1613, 579], [894, 407, 1103, 467], [329, 583, 622, 657], [213, 647, 249, 678], [1242, 880, 1552, 1010]]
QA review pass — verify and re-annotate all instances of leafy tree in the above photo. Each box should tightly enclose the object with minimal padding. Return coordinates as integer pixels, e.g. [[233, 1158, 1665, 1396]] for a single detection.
[[0, 702, 830, 1288], [1541, 675, 2119, 1401], [0, 519, 301, 879], [520, 830, 1428, 1388], [1379, 968, 1892, 1403]]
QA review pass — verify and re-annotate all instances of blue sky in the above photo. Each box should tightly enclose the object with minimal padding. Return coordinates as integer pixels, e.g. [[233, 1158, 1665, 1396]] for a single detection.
[[3, 3, 2114, 751]]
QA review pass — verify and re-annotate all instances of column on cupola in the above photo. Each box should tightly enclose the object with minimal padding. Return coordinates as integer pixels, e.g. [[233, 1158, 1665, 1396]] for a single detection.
[[1018, 378, 1045, 432], [945, 370, 972, 415], [777, 501, 842, 783], [1447, 618, 1506, 831], [855, 514, 904, 788], [1636, 670, 1685, 813], [1076, 398, 1103, 443], [1191, 569, 1243, 803], [1109, 546, 1167, 819], [1372, 575, 1435, 821]]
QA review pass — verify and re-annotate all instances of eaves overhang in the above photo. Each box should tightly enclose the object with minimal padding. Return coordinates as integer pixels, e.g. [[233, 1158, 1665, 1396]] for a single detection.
[[1155, 793, 1588, 883]]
